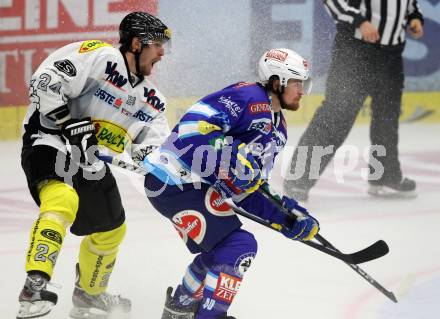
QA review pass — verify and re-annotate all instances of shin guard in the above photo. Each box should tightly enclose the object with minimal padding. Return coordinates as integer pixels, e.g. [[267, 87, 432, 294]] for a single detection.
[[78, 223, 126, 295]]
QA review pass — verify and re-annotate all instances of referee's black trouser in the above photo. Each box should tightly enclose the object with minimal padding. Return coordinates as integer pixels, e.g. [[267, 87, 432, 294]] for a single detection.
[[287, 30, 405, 189]]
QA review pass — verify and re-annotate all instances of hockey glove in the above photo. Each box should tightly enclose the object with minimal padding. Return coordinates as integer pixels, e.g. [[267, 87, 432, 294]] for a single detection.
[[131, 144, 157, 166], [271, 196, 319, 241], [61, 118, 98, 165], [217, 140, 262, 196]]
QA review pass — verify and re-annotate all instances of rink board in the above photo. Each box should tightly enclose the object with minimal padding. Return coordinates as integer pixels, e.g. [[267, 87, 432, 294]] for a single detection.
[[0, 91, 439, 140]]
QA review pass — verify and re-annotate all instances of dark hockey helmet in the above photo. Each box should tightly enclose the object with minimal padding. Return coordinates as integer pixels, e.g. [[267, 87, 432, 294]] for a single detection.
[[119, 12, 171, 48]]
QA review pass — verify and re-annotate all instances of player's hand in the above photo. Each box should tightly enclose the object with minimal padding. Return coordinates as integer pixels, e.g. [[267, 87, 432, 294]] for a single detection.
[[131, 144, 157, 166], [360, 21, 380, 43], [216, 139, 262, 197], [271, 196, 319, 241], [408, 19, 423, 39], [61, 118, 98, 165]]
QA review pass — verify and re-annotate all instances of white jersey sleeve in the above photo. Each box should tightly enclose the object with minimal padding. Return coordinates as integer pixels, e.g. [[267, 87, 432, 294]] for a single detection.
[[28, 40, 113, 126]]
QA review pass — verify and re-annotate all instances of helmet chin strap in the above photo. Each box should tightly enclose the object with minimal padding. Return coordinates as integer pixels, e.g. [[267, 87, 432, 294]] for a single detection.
[[133, 46, 145, 84]]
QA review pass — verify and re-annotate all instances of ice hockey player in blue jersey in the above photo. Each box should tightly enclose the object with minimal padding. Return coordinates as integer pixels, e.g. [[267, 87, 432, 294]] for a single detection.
[[143, 48, 319, 318]]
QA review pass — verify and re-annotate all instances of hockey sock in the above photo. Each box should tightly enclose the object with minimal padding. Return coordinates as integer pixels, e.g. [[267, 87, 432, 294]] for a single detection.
[[78, 223, 126, 295], [173, 254, 212, 306], [196, 229, 257, 318]]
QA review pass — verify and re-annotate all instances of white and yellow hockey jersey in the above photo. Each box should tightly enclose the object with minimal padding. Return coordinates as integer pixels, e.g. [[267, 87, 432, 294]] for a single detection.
[[23, 39, 170, 157]]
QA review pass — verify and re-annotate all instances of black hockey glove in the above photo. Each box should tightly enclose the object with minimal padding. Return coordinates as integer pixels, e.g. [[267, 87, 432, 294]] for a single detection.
[[61, 118, 98, 165]]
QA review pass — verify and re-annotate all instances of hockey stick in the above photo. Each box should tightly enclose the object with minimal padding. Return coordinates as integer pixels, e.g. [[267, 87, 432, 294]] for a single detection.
[[258, 185, 398, 303], [98, 154, 387, 264], [257, 185, 390, 264], [98, 155, 397, 302], [227, 204, 383, 265]]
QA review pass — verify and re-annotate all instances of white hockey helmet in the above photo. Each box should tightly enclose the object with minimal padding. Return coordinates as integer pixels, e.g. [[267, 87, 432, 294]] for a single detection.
[[258, 48, 312, 94]]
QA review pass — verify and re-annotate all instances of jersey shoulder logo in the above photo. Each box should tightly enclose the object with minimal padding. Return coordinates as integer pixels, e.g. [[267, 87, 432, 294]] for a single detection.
[[53, 59, 77, 77], [79, 40, 112, 53]]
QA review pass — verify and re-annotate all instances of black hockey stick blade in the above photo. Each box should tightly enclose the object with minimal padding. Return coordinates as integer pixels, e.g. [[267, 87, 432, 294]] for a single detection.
[[302, 239, 388, 264], [348, 239, 389, 264]]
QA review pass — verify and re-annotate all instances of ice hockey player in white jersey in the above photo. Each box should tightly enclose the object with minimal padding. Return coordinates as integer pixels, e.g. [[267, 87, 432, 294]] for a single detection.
[[17, 12, 171, 319]]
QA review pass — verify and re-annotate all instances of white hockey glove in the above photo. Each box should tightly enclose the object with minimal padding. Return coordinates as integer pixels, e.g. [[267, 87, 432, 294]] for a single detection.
[[131, 144, 157, 166]]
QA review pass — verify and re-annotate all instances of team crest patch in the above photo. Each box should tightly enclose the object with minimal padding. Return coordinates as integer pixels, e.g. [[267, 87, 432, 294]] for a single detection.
[[40, 229, 63, 245], [234, 252, 255, 276], [172, 210, 206, 244], [79, 40, 111, 53], [205, 187, 234, 216], [53, 59, 76, 77]]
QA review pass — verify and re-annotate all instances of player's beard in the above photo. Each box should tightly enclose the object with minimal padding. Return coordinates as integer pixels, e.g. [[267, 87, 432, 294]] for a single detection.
[[280, 96, 301, 111]]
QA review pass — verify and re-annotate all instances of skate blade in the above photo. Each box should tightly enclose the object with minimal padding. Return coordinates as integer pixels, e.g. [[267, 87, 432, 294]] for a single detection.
[[368, 185, 417, 199], [70, 306, 131, 319], [17, 300, 54, 319]]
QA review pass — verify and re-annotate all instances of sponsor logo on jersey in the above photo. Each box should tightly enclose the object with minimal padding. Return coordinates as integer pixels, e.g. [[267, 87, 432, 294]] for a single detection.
[[233, 82, 254, 89], [79, 40, 111, 53], [40, 229, 63, 245], [248, 103, 271, 114], [266, 49, 288, 62], [93, 120, 132, 153], [143, 87, 165, 112], [214, 272, 242, 303], [121, 108, 132, 116], [218, 95, 242, 117], [172, 210, 206, 245], [126, 95, 136, 106], [94, 88, 123, 109], [234, 253, 255, 276], [53, 59, 77, 77], [133, 109, 154, 123], [248, 118, 272, 135], [104, 62, 128, 89], [205, 187, 234, 216]]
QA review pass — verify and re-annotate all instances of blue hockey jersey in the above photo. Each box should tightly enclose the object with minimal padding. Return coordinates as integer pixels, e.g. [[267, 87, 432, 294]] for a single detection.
[[143, 82, 290, 223]]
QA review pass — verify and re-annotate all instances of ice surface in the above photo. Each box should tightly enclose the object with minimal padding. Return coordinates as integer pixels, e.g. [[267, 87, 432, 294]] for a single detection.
[[1, 124, 439, 318]]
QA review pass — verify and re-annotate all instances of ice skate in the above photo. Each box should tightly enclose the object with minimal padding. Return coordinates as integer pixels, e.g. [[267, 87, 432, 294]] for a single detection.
[[368, 177, 417, 199], [161, 286, 198, 319], [69, 264, 131, 319], [161, 286, 237, 319], [17, 272, 58, 319]]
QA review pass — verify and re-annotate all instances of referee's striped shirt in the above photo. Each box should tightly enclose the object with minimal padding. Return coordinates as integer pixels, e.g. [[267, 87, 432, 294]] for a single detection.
[[324, 0, 424, 46]]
